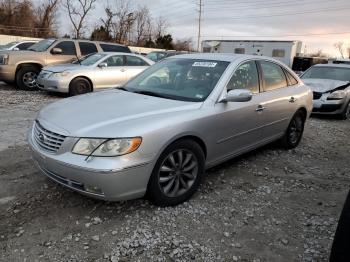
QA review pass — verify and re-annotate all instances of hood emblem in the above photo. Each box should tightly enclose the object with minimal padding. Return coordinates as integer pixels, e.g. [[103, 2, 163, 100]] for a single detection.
[[38, 132, 46, 143]]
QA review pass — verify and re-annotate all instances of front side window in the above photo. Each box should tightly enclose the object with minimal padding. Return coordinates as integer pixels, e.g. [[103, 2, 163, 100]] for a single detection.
[[16, 42, 34, 50], [227, 61, 259, 93], [124, 59, 229, 102], [53, 41, 76, 55], [126, 55, 148, 66], [104, 55, 124, 67], [79, 42, 98, 56], [260, 61, 287, 91], [285, 70, 298, 85]]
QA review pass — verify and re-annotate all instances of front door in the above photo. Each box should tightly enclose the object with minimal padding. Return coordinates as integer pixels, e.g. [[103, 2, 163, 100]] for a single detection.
[[46, 40, 78, 66], [209, 60, 265, 162], [93, 55, 126, 89]]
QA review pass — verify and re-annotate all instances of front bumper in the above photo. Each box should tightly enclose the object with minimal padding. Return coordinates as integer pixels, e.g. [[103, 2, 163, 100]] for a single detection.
[[312, 98, 346, 115], [37, 75, 71, 93], [28, 126, 155, 201], [0, 64, 16, 82]]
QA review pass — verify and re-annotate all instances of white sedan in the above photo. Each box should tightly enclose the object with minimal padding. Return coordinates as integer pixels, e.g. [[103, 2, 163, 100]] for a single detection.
[[37, 52, 154, 96]]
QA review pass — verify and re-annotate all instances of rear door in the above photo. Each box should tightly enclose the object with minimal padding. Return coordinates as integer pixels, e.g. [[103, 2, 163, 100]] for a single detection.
[[78, 41, 98, 56], [93, 54, 126, 89], [257, 60, 299, 140], [124, 55, 150, 81]]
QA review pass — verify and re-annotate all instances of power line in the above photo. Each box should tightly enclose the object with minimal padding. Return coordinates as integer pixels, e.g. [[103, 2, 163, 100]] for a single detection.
[[202, 31, 350, 38]]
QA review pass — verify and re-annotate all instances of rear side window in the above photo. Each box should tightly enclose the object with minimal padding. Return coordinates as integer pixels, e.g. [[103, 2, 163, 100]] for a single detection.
[[53, 41, 76, 55], [285, 70, 298, 86], [260, 61, 287, 91], [100, 44, 130, 53], [79, 42, 98, 56], [125, 55, 148, 66], [17, 42, 35, 50]]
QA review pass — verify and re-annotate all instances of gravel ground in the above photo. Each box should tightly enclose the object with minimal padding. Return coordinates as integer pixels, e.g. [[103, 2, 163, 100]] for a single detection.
[[0, 82, 349, 262]]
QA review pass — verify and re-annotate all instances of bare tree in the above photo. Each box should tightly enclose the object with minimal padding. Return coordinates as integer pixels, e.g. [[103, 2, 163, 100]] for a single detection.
[[154, 16, 169, 39], [334, 42, 345, 58], [111, 0, 132, 44], [35, 0, 60, 37], [64, 0, 97, 38], [134, 6, 151, 46], [101, 7, 116, 37]]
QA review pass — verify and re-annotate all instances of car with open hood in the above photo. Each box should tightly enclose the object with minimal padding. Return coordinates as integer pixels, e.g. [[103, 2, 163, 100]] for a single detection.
[[301, 64, 350, 119], [36, 52, 154, 96], [28, 53, 312, 206]]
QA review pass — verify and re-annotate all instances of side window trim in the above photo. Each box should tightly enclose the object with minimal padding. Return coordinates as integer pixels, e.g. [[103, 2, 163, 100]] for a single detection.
[[225, 59, 261, 94], [257, 60, 288, 92]]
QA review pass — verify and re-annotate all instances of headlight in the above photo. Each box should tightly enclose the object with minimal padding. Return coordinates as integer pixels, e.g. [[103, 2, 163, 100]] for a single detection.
[[327, 90, 346, 100], [0, 54, 9, 65], [72, 137, 142, 156], [50, 71, 71, 78]]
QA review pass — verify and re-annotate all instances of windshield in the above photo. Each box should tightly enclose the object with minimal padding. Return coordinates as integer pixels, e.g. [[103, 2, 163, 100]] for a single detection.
[[123, 58, 229, 102], [28, 39, 56, 52], [1, 41, 18, 49], [146, 52, 166, 62], [301, 66, 350, 82], [78, 53, 107, 66]]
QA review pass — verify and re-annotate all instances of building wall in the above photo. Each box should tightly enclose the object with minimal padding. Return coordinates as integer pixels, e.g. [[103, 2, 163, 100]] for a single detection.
[[0, 34, 42, 45], [202, 40, 303, 67]]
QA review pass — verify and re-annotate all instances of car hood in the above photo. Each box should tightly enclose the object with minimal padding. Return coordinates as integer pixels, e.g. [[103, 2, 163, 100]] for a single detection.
[[43, 64, 87, 73], [302, 78, 350, 93], [37, 90, 201, 137]]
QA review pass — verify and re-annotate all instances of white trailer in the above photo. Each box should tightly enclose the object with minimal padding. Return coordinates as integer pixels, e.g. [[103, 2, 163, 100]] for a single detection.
[[202, 40, 304, 67]]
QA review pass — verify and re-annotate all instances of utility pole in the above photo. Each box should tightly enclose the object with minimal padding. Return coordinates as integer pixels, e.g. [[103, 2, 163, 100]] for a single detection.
[[197, 0, 202, 52]]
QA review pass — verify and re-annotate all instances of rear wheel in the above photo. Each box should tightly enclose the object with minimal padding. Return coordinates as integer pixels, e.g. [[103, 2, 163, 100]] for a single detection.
[[339, 101, 350, 120], [69, 77, 92, 96], [16, 66, 40, 90], [280, 110, 306, 149], [147, 139, 205, 206]]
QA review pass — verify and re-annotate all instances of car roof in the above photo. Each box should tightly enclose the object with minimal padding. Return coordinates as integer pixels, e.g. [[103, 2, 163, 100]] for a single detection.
[[99, 52, 142, 56], [312, 63, 350, 69], [168, 53, 281, 63]]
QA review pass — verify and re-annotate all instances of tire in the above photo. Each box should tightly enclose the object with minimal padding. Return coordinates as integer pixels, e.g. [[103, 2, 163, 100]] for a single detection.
[[339, 101, 350, 120], [147, 139, 205, 207], [69, 77, 92, 96], [280, 110, 306, 149], [3, 80, 14, 86], [15, 65, 40, 90]]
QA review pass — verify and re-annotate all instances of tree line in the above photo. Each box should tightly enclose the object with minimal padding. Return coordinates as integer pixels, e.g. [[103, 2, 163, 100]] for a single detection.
[[0, 0, 192, 51]]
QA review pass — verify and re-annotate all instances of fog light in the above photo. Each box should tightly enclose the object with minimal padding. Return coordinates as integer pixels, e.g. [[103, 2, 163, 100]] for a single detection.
[[85, 185, 103, 195]]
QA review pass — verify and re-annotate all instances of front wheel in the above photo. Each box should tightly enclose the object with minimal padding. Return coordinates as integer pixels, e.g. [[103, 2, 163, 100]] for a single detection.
[[280, 110, 306, 149], [339, 101, 350, 120], [69, 77, 92, 96], [147, 139, 205, 207], [16, 66, 40, 90]]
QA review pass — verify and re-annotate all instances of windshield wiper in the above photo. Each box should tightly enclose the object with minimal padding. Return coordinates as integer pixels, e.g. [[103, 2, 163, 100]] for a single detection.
[[133, 90, 168, 99]]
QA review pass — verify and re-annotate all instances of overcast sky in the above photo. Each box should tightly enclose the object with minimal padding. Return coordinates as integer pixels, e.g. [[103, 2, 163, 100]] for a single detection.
[[53, 0, 350, 57]]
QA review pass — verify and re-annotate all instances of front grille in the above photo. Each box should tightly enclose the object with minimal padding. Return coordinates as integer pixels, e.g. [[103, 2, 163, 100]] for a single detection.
[[41, 166, 85, 191], [313, 92, 322, 100], [33, 121, 66, 153]]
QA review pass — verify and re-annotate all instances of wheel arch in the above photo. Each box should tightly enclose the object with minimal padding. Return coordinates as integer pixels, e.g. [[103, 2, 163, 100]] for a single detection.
[[15, 63, 43, 74], [69, 75, 94, 91]]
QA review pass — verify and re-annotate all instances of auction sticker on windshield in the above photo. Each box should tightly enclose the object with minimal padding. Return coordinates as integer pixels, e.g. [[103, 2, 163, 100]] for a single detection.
[[192, 62, 217, 67]]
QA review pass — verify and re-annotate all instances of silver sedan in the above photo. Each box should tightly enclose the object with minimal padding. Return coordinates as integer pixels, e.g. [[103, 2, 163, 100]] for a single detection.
[[28, 54, 312, 206], [36, 52, 154, 96]]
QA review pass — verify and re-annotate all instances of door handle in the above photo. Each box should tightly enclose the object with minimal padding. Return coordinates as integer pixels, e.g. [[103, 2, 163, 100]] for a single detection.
[[289, 97, 297, 103], [255, 105, 267, 112]]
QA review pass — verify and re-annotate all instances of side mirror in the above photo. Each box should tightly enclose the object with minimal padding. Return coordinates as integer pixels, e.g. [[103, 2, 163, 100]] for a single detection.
[[98, 62, 108, 68], [222, 89, 253, 102], [51, 47, 63, 55], [13, 47, 19, 51]]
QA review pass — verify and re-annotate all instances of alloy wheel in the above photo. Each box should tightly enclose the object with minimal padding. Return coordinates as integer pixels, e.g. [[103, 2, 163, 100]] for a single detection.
[[158, 149, 198, 198], [22, 72, 38, 89], [288, 116, 303, 144]]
